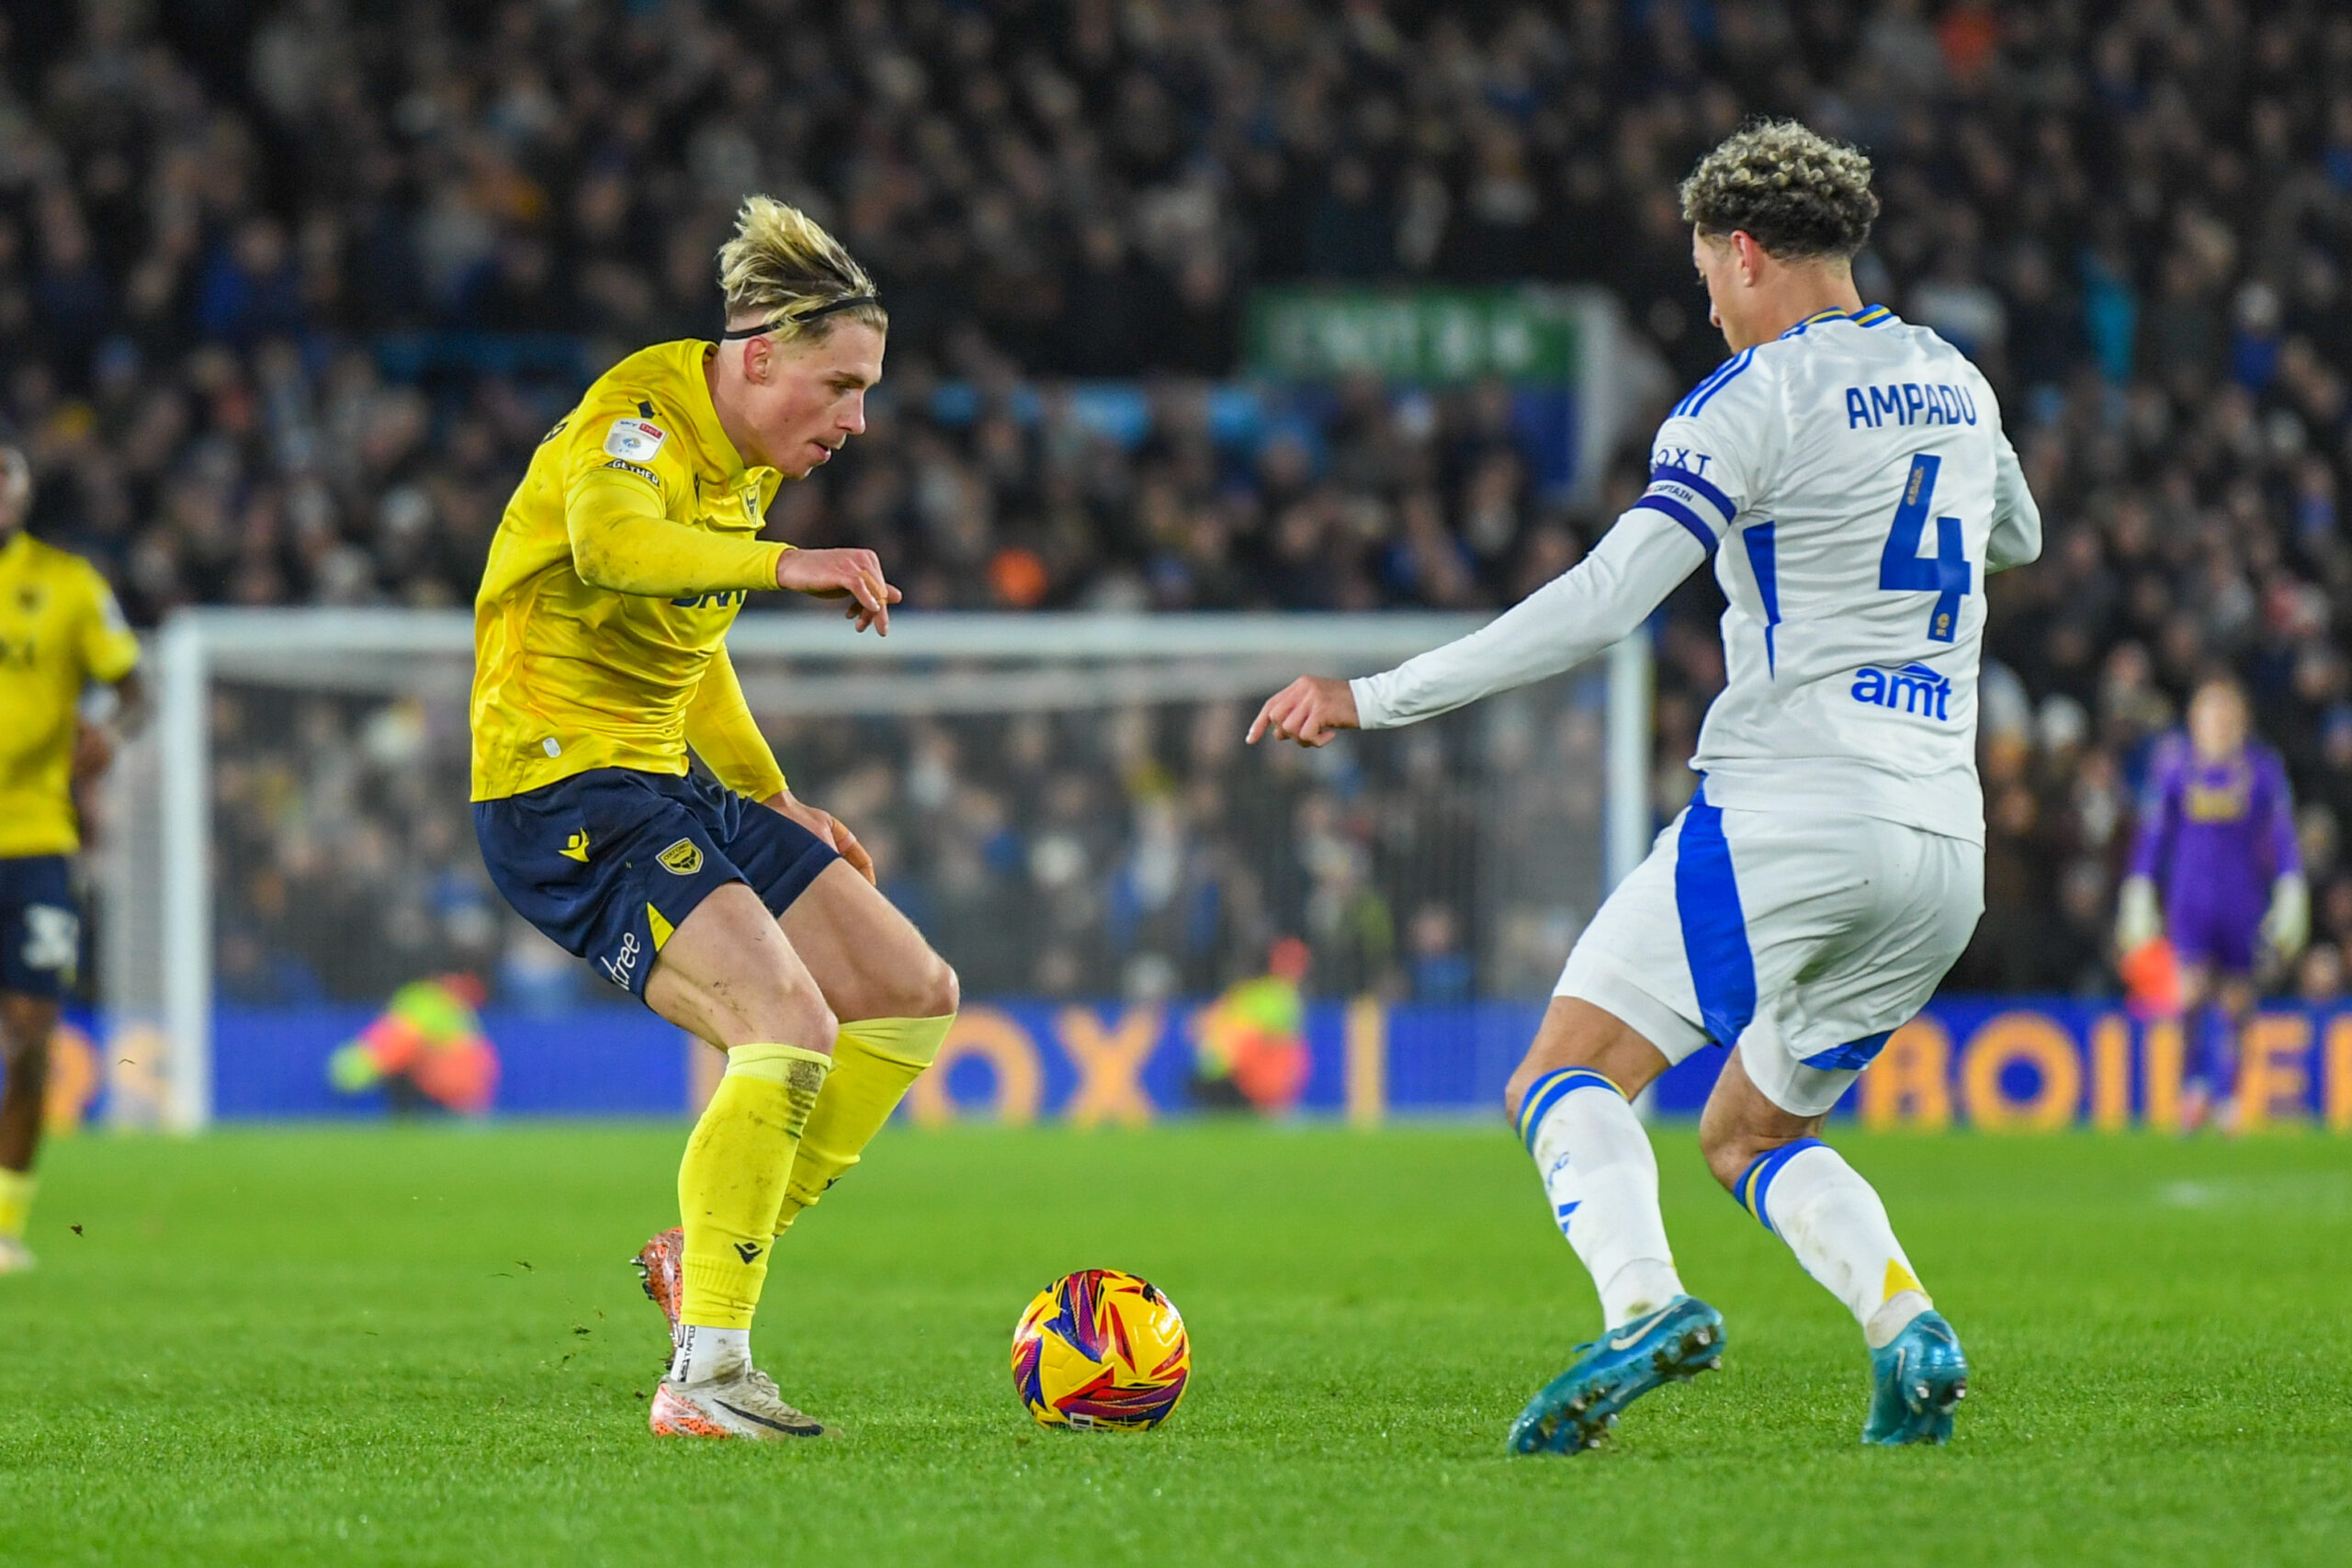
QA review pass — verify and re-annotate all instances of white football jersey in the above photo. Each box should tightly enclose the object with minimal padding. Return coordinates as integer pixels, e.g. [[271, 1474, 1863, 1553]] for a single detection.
[[1350, 304, 2040, 847], [1632, 305, 2038, 844]]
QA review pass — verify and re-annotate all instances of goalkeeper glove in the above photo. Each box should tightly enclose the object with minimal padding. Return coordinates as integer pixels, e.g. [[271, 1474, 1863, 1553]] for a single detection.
[[2115, 874, 2163, 953], [2261, 873, 2310, 963]]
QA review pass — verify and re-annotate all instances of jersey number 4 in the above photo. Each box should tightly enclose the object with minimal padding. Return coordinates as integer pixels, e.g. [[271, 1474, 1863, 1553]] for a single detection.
[[1878, 454, 1973, 643]]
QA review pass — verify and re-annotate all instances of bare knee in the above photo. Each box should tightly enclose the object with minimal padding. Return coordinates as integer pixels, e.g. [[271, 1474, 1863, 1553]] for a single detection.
[[678, 970, 838, 1055], [828, 949, 957, 1025], [1697, 1050, 1823, 1192], [644, 886, 841, 1052], [1501, 997, 1670, 1125], [1699, 1122, 1775, 1192], [771, 983, 840, 1055], [903, 952, 959, 1019]]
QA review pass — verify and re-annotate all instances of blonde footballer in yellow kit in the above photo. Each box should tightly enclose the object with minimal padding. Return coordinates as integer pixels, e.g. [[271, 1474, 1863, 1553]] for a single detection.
[[470, 197, 957, 1438], [0, 442, 143, 1274]]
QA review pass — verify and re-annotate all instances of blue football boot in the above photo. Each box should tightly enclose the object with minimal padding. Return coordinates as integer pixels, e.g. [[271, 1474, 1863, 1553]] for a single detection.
[[1507, 1294, 1724, 1456], [1862, 1309, 1968, 1446]]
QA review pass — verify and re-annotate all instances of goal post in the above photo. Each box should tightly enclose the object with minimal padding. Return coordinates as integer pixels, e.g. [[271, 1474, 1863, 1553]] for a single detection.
[[105, 609, 1652, 1130]]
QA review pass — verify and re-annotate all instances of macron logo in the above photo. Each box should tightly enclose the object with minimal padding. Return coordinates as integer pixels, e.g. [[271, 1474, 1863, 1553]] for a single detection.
[[1850, 662, 1952, 722]]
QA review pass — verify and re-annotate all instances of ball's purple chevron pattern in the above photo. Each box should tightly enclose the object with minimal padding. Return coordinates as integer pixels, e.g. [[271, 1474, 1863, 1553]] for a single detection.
[[1010, 1269, 1191, 1431]]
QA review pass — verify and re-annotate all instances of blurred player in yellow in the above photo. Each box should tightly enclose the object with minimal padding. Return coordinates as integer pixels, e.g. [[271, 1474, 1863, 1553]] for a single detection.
[[0, 439, 143, 1274], [470, 197, 958, 1438]]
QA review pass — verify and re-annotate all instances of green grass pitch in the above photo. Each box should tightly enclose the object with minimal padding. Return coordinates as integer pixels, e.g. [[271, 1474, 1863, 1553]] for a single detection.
[[1, 1121, 2347, 1566]]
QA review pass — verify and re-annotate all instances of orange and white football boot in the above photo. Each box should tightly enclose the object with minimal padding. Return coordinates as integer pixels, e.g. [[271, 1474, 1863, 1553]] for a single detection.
[[629, 1226, 684, 1369], [649, 1361, 827, 1439]]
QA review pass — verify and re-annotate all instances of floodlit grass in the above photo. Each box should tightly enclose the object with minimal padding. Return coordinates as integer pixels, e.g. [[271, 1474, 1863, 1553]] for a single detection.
[[1, 1121, 2347, 1566]]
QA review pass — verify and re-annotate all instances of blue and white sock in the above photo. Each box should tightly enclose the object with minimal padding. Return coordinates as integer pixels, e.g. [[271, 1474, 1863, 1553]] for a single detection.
[[1736, 1139, 1929, 1348], [1519, 1067, 1682, 1328]]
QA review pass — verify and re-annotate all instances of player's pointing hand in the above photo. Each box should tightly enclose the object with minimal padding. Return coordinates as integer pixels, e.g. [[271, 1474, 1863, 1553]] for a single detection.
[[775, 547, 901, 635], [1247, 675, 1359, 748]]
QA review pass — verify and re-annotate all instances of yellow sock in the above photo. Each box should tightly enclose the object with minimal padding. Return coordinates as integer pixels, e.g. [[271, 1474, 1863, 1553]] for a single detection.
[[0, 1168, 32, 1241], [677, 1043, 831, 1330], [773, 1015, 951, 1240]]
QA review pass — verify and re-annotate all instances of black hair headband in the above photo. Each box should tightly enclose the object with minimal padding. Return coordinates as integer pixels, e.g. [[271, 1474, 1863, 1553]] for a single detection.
[[719, 295, 880, 338]]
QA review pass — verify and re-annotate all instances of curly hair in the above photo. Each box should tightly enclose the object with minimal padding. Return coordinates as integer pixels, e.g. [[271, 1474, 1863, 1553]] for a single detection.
[[1678, 120, 1880, 262], [716, 194, 888, 343]]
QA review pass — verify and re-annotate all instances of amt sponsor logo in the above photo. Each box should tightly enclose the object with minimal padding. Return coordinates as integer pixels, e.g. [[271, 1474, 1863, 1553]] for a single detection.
[[1850, 662, 1952, 721]]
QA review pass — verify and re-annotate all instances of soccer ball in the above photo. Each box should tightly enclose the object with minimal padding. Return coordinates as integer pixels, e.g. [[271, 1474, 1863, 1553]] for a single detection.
[[1011, 1269, 1191, 1430]]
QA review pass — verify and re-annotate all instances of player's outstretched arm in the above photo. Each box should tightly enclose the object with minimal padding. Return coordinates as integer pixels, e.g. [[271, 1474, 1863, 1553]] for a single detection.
[[1253, 506, 1708, 744], [566, 469, 899, 631], [567, 468, 788, 598]]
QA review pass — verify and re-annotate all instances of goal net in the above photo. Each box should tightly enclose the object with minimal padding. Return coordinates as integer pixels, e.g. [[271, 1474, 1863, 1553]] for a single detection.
[[97, 609, 1649, 1128]]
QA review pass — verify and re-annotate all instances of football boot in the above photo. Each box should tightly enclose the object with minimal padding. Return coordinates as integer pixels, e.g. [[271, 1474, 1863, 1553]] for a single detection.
[[1862, 1308, 1968, 1446], [650, 1363, 827, 1440], [630, 1226, 684, 1370], [1508, 1294, 1724, 1455]]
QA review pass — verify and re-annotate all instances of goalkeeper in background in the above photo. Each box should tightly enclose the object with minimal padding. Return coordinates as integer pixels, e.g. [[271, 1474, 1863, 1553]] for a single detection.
[[0, 439, 143, 1274], [470, 196, 957, 1439], [2116, 674, 2306, 1132]]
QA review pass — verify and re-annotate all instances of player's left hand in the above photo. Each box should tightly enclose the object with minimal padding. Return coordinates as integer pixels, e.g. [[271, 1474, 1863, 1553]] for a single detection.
[[763, 790, 876, 885], [1247, 676, 1358, 748], [775, 547, 901, 636], [71, 719, 119, 784]]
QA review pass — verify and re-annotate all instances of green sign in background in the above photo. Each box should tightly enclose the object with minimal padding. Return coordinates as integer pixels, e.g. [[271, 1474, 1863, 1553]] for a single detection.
[[1244, 287, 1582, 382]]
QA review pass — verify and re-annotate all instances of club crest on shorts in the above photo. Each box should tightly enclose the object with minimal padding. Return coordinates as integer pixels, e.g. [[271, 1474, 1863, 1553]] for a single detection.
[[657, 838, 705, 876]]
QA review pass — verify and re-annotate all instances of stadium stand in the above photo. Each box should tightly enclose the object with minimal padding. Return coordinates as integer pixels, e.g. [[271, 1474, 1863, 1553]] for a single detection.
[[10, 1, 2352, 1000]]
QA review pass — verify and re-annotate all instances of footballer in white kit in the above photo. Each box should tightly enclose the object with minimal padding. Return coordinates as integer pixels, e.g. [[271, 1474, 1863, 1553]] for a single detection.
[[1250, 121, 2041, 1453]]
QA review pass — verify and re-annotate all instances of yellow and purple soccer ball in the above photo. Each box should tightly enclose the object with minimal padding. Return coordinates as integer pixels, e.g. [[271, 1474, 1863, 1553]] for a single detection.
[[1011, 1269, 1190, 1430]]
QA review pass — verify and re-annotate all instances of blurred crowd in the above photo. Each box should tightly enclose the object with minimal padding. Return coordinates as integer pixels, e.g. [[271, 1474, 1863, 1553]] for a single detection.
[[205, 672, 1607, 1007], [12, 0, 2352, 999]]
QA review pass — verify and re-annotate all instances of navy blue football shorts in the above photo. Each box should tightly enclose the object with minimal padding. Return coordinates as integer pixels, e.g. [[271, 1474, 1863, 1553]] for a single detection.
[[0, 854, 78, 1000], [474, 769, 838, 998]]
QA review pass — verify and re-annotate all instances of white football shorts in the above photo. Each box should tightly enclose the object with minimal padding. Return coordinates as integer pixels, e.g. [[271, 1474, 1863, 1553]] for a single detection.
[[1556, 781, 1984, 1117]]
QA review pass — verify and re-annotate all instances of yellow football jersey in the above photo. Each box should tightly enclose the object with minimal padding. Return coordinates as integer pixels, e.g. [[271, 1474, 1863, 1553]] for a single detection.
[[0, 532, 141, 856], [470, 340, 792, 802]]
